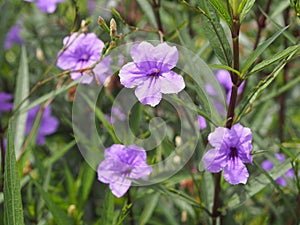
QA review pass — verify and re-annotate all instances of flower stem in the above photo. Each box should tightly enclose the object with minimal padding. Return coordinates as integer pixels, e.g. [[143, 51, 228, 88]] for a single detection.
[[279, 7, 290, 142], [127, 190, 135, 225], [152, 0, 164, 37], [211, 13, 240, 225], [211, 172, 222, 225]]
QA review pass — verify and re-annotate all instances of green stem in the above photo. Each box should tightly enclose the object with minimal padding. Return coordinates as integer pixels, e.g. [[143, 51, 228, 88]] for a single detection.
[[0, 120, 5, 192]]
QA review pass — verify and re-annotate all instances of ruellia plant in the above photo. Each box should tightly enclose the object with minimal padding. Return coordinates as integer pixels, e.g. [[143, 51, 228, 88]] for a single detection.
[[1, 0, 300, 224]]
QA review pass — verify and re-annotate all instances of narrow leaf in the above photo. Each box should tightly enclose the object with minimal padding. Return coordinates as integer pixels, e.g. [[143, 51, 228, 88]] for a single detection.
[[248, 45, 300, 76], [139, 193, 160, 225], [236, 50, 296, 122], [200, 0, 233, 66], [238, 0, 256, 22], [77, 162, 95, 207], [13, 46, 29, 158], [19, 78, 81, 114], [241, 26, 288, 77], [136, 0, 156, 26], [209, 64, 241, 77], [100, 188, 115, 225], [208, 0, 233, 29], [4, 125, 25, 225], [227, 158, 295, 209], [33, 180, 74, 225]]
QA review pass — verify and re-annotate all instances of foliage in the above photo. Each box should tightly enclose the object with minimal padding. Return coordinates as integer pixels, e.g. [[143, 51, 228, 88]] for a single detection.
[[0, 0, 300, 224]]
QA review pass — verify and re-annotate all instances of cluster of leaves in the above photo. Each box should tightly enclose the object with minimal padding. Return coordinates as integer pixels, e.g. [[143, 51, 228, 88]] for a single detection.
[[0, 0, 300, 225]]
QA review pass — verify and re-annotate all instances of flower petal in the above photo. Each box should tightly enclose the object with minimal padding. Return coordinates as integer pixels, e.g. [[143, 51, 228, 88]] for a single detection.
[[119, 62, 148, 88], [130, 42, 155, 63], [130, 42, 178, 71], [208, 127, 230, 149], [202, 148, 228, 173], [130, 165, 152, 180], [134, 77, 162, 107], [109, 177, 131, 198], [261, 160, 273, 171], [216, 70, 232, 92], [223, 157, 249, 184], [152, 42, 178, 71], [275, 177, 287, 186], [159, 71, 185, 94], [231, 123, 252, 163]]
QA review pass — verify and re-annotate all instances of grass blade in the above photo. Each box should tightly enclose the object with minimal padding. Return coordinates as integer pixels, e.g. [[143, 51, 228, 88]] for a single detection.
[[33, 180, 74, 225], [13, 46, 29, 158], [4, 124, 25, 225]]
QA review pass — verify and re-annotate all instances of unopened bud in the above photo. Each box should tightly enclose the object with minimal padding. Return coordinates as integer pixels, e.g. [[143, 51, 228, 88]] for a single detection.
[[68, 204, 76, 216], [98, 16, 110, 34], [81, 19, 88, 33], [110, 18, 117, 38]]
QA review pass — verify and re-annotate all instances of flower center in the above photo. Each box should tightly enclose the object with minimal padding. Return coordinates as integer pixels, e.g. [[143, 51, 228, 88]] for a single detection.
[[80, 53, 89, 62], [148, 68, 160, 77], [229, 147, 238, 159]]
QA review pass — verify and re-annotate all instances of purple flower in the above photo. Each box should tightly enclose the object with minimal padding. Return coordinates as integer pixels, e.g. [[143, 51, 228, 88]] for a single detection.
[[215, 70, 245, 104], [119, 42, 185, 107], [24, 0, 66, 13], [94, 56, 112, 84], [0, 92, 13, 114], [25, 105, 59, 145], [105, 106, 126, 124], [202, 123, 253, 185], [198, 115, 207, 130], [56, 32, 106, 84], [97, 144, 152, 198], [261, 153, 294, 186], [5, 24, 23, 49]]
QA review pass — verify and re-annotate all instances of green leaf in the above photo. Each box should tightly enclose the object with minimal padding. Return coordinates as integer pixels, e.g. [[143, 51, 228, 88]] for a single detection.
[[241, 26, 288, 77], [209, 64, 241, 77], [248, 45, 300, 76], [208, 0, 233, 29], [227, 158, 296, 211], [77, 162, 95, 207], [129, 103, 142, 136], [100, 188, 115, 225], [139, 193, 160, 225], [19, 78, 81, 114], [4, 124, 25, 225], [32, 180, 74, 225], [236, 50, 297, 123], [199, 0, 233, 66], [13, 46, 29, 158], [259, 5, 297, 44], [136, 0, 156, 26], [238, 0, 256, 22]]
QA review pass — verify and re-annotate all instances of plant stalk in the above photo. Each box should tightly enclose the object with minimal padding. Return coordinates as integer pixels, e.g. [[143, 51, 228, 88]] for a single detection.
[[211, 13, 240, 225]]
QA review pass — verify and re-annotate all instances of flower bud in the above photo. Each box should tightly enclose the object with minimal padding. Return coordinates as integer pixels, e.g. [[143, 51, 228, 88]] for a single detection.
[[110, 18, 117, 38], [98, 16, 110, 34]]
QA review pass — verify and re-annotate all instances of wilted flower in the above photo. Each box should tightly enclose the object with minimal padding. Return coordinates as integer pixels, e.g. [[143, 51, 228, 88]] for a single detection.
[[202, 123, 253, 185], [119, 41, 185, 107], [4, 24, 23, 50], [0, 92, 13, 114], [25, 105, 59, 145], [261, 153, 294, 186], [97, 144, 152, 198], [56, 32, 110, 84], [24, 0, 66, 13]]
